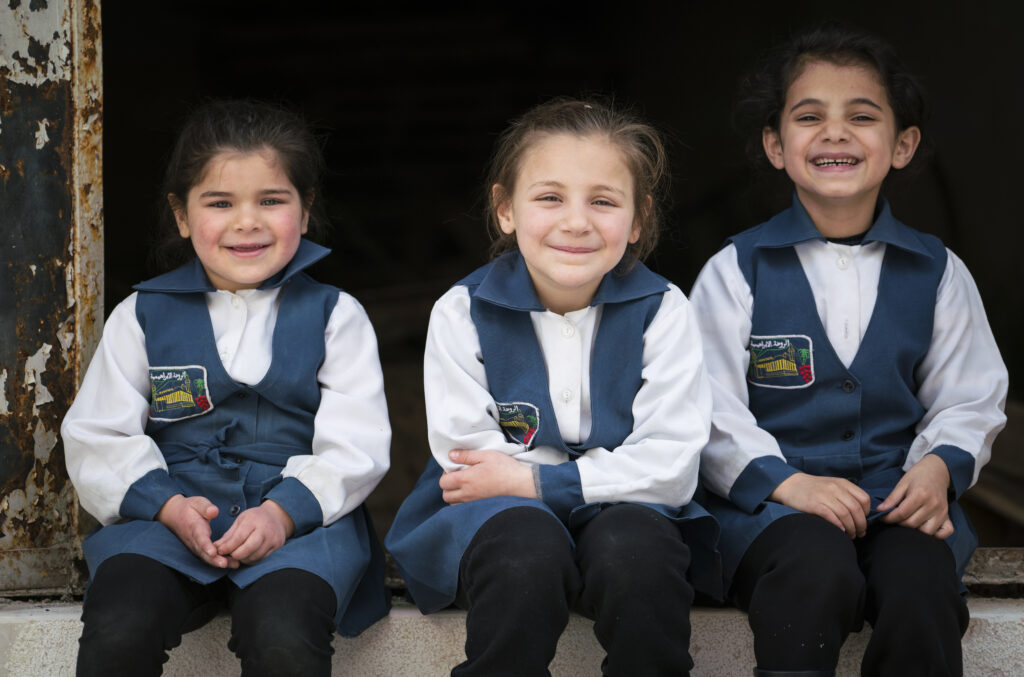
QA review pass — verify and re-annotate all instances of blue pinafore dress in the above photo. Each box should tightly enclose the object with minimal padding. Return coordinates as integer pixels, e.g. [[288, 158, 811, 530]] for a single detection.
[[386, 252, 721, 613], [702, 199, 979, 588], [81, 240, 390, 636]]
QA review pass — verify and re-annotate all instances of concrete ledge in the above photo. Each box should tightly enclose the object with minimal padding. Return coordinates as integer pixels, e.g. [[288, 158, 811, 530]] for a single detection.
[[2, 598, 1023, 676]]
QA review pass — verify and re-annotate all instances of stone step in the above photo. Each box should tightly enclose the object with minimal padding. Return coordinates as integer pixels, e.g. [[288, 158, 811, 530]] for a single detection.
[[2, 597, 1023, 676]]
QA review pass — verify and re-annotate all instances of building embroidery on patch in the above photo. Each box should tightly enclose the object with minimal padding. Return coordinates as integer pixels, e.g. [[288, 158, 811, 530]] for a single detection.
[[149, 365, 214, 421], [496, 401, 540, 447], [747, 335, 814, 389]]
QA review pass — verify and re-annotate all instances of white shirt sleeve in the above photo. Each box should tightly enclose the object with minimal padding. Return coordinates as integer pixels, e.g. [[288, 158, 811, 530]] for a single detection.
[[689, 245, 787, 499], [423, 287, 526, 472], [61, 294, 167, 525], [281, 292, 391, 525], [906, 251, 1008, 487]]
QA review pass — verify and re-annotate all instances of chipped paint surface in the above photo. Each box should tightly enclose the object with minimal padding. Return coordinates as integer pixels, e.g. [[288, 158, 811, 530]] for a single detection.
[[0, 0, 102, 596], [0, 1, 72, 86]]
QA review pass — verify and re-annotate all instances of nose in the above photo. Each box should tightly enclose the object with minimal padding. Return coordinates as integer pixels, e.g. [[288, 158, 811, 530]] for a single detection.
[[821, 117, 849, 143], [234, 204, 261, 231], [562, 200, 591, 235]]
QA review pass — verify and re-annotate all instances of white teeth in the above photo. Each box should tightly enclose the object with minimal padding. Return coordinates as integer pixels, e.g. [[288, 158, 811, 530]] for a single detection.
[[814, 158, 858, 167]]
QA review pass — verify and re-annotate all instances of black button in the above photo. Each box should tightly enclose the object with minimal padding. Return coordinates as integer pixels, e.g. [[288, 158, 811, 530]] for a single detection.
[[237, 392, 248, 399], [841, 430, 855, 441], [229, 504, 241, 516], [841, 379, 856, 393]]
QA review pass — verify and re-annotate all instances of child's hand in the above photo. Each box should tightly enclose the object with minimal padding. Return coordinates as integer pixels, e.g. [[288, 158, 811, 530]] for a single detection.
[[770, 473, 871, 538], [878, 454, 954, 539], [439, 449, 536, 504], [157, 494, 237, 569], [213, 500, 295, 565]]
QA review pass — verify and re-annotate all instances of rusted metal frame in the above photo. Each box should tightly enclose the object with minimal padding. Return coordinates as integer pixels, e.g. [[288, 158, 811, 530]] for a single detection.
[[0, 0, 101, 597]]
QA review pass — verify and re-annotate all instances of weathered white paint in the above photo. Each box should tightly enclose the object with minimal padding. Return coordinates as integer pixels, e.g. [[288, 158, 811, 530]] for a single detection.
[[23, 343, 54, 418], [0, 1, 72, 86], [0, 369, 8, 415], [33, 119, 49, 149]]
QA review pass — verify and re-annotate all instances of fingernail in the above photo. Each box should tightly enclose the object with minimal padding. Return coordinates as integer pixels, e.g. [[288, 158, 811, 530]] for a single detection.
[[449, 450, 460, 461]]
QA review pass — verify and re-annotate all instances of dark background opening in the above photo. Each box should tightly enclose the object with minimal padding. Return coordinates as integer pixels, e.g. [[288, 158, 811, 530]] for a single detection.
[[102, 2, 1023, 543]]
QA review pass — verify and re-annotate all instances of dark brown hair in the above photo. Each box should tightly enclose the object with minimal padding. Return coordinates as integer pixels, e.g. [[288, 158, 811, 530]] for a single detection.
[[485, 97, 669, 266], [153, 99, 328, 271], [735, 23, 929, 170]]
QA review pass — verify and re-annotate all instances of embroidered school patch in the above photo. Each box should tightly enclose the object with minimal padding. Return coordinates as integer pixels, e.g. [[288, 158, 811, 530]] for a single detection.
[[497, 402, 540, 447], [747, 335, 814, 389], [149, 366, 214, 421]]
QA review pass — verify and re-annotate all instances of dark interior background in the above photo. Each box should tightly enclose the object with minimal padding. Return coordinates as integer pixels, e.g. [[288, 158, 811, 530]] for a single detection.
[[101, 2, 1023, 543]]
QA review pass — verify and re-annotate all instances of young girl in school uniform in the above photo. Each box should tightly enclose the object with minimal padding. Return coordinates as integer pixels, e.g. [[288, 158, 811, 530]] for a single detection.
[[61, 100, 391, 677], [386, 98, 719, 676], [689, 26, 1008, 677]]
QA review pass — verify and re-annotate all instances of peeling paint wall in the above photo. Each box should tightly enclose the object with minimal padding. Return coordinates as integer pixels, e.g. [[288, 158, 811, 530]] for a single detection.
[[0, 0, 102, 596]]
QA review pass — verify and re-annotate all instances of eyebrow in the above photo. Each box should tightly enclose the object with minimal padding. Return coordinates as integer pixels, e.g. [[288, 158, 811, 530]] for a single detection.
[[197, 188, 295, 199], [528, 180, 626, 196], [789, 97, 885, 113]]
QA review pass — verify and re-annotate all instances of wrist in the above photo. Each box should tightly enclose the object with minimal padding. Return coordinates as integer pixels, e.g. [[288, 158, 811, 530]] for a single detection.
[[261, 499, 296, 538]]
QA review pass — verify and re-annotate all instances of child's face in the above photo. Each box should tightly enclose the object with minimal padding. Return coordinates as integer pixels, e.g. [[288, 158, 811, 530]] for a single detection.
[[495, 133, 639, 314], [172, 149, 308, 292], [762, 60, 920, 217]]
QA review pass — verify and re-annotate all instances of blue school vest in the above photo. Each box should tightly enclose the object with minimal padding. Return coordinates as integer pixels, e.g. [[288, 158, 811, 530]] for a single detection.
[[81, 240, 391, 636], [705, 198, 977, 587], [387, 252, 722, 612]]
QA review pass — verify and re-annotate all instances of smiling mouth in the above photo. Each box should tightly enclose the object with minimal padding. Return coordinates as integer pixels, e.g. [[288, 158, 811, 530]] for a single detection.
[[552, 245, 596, 254], [225, 243, 270, 256], [812, 157, 860, 167]]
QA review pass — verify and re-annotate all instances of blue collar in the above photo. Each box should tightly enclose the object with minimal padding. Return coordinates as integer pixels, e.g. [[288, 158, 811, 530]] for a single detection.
[[133, 239, 331, 293], [755, 195, 935, 259], [473, 251, 668, 312]]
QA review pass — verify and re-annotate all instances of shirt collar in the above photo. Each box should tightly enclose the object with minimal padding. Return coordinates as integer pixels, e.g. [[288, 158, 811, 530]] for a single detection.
[[133, 239, 331, 293], [474, 251, 667, 312], [755, 194, 934, 259]]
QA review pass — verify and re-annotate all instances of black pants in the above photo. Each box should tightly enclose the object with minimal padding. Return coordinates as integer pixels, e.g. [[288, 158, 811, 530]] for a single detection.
[[731, 513, 969, 677], [77, 553, 338, 677], [454, 504, 694, 677]]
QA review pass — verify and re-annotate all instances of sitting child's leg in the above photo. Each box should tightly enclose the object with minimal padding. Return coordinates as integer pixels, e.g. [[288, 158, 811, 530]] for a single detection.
[[77, 553, 222, 677], [732, 514, 866, 675], [573, 503, 695, 676], [857, 524, 969, 677], [454, 506, 581, 677], [227, 568, 337, 677]]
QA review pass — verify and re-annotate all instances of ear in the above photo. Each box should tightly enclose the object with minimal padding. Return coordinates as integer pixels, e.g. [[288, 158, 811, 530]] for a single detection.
[[762, 127, 786, 170], [301, 191, 314, 235], [630, 195, 651, 244], [168, 194, 190, 238], [492, 184, 515, 234], [891, 126, 921, 170]]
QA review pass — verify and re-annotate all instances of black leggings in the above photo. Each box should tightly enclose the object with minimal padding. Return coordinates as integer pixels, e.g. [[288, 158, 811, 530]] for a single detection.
[[454, 503, 694, 677], [731, 513, 969, 676], [77, 553, 338, 677]]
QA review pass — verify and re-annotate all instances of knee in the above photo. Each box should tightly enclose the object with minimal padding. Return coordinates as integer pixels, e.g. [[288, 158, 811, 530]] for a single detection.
[[757, 516, 865, 609], [464, 507, 574, 583]]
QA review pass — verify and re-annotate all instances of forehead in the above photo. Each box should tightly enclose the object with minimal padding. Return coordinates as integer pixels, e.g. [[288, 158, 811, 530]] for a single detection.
[[194, 148, 289, 189], [517, 133, 633, 187], [786, 59, 889, 106]]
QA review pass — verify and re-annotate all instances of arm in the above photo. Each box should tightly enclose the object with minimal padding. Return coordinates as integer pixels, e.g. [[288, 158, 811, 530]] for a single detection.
[[880, 251, 1008, 534], [261, 292, 392, 535], [690, 246, 869, 536], [60, 295, 186, 525], [562, 286, 711, 512]]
